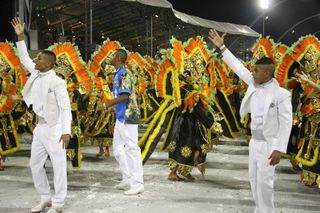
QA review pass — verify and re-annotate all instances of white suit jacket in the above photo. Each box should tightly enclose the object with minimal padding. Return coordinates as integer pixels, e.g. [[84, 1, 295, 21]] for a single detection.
[[222, 49, 292, 153], [16, 41, 72, 135]]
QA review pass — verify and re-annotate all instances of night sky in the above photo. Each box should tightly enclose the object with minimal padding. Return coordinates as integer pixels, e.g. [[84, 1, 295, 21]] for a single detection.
[[1, 0, 319, 46], [0, 0, 14, 42], [168, 0, 320, 45]]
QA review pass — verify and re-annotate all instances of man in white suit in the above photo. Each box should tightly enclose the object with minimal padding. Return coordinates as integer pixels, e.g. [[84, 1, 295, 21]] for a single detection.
[[209, 29, 292, 213], [11, 17, 72, 213]]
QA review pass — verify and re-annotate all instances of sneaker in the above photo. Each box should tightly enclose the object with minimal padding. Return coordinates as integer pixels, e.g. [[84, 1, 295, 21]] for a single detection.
[[115, 180, 130, 190], [124, 185, 144, 195], [30, 201, 52, 213], [47, 207, 63, 213]]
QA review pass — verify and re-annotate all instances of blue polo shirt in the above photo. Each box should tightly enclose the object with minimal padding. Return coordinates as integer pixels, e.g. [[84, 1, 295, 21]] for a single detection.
[[113, 67, 131, 122]]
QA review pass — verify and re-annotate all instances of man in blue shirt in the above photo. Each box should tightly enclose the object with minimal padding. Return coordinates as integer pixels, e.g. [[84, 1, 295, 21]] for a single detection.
[[98, 49, 144, 195]]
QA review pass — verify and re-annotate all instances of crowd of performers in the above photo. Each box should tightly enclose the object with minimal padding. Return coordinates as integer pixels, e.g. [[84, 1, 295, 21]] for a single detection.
[[0, 32, 320, 188]]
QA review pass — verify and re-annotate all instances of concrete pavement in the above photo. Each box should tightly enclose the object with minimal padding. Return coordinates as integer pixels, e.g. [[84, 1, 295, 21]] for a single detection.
[[0, 137, 319, 213]]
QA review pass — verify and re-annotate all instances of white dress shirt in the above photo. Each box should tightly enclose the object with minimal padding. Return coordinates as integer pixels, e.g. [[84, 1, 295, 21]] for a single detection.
[[250, 79, 273, 130]]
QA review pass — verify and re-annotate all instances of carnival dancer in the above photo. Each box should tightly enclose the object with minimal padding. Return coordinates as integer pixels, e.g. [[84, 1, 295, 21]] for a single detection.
[[166, 72, 218, 181], [295, 71, 320, 187]]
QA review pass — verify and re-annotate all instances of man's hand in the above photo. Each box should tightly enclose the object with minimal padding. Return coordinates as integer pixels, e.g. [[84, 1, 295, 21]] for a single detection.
[[208, 29, 226, 49], [60, 134, 70, 149], [268, 150, 282, 166], [96, 101, 112, 111], [11, 17, 25, 40], [296, 72, 308, 82]]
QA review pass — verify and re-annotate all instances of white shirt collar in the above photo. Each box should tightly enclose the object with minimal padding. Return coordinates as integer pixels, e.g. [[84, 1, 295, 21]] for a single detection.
[[255, 78, 273, 88], [39, 70, 53, 76]]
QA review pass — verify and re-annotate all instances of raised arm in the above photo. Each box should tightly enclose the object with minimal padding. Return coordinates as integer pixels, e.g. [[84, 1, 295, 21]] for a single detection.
[[209, 29, 254, 85], [11, 17, 36, 73]]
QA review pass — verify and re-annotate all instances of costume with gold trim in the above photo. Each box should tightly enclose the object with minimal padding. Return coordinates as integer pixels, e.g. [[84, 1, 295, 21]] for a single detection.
[[139, 37, 223, 177], [0, 42, 27, 162], [83, 39, 119, 151], [48, 42, 91, 168], [126, 52, 161, 124], [279, 36, 320, 187]]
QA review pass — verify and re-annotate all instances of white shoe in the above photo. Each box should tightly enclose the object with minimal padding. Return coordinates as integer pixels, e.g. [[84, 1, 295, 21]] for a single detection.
[[30, 201, 52, 213], [47, 207, 63, 213], [115, 180, 130, 190], [124, 185, 144, 195]]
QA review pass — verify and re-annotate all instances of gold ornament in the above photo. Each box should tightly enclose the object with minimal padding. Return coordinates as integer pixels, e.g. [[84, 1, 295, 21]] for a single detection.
[[201, 143, 209, 155], [180, 145, 192, 158], [167, 141, 177, 152]]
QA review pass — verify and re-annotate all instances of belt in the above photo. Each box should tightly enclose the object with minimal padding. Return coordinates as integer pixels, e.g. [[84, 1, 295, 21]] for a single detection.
[[251, 130, 265, 141]]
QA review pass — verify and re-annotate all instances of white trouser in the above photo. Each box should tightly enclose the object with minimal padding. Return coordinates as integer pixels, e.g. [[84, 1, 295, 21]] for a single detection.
[[249, 138, 276, 213], [113, 120, 144, 187], [30, 122, 67, 208]]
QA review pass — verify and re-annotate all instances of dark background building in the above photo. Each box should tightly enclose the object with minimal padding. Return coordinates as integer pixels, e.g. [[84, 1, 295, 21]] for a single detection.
[[1, 0, 319, 62]]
